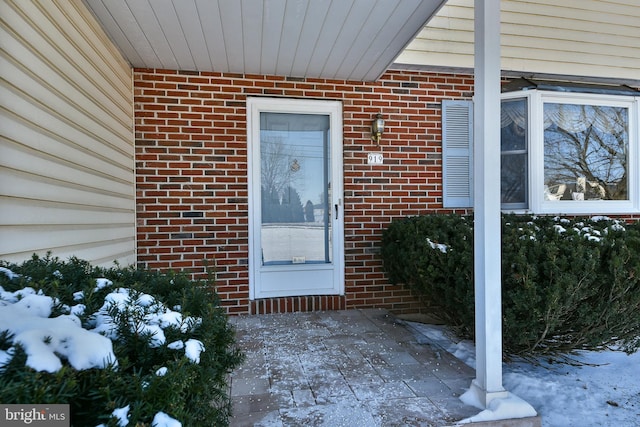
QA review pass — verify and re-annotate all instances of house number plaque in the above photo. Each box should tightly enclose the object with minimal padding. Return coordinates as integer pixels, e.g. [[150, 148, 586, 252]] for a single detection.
[[367, 153, 384, 165]]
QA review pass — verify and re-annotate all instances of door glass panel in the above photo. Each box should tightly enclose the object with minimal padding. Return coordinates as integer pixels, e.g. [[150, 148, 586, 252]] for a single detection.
[[260, 112, 331, 265]]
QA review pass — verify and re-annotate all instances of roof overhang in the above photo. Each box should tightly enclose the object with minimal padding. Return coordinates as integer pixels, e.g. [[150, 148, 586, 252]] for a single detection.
[[83, 0, 446, 81]]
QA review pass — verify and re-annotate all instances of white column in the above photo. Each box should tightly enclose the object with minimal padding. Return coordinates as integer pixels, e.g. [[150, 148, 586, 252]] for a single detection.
[[461, 2, 538, 420], [470, 0, 508, 408]]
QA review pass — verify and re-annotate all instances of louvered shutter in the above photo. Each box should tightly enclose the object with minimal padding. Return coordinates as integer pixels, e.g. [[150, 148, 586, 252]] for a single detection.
[[442, 100, 473, 208]]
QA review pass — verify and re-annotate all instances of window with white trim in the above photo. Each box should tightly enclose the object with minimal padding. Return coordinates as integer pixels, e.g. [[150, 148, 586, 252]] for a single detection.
[[442, 82, 640, 214], [505, 90, 638, 214], [501, 98, 528, 210]]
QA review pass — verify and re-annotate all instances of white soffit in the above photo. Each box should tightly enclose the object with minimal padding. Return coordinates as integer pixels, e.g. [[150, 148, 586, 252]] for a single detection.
[[82, 0, 446, 81]]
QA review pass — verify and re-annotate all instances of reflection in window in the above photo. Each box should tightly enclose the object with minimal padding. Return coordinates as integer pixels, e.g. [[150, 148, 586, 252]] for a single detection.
[[543, 103, 628, 201], [260, 112, 332, 265], [501, 99, 528, 208]]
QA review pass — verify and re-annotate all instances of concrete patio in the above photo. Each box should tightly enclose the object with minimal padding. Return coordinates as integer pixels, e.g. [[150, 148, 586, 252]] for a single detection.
[[228, 309, 540, 426]]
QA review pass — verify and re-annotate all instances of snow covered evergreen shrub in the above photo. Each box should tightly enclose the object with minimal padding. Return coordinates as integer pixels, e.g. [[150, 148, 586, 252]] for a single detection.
[[0, 255, 244, 426], [381, 214, 640, 356]]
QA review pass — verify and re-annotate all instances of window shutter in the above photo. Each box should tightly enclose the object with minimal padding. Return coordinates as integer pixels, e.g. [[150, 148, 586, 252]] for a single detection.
[[442, 100, 473, 208]]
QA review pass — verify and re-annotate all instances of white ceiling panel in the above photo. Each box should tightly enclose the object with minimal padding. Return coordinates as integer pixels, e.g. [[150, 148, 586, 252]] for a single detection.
[[83, 0, 144, 66], [304, 1, 353, 78], [288, 1, 332, 77], [319, 0, 371, 79], [275, 0, 306, 76], [154, 0, 195, 70], [259, 0, 287, 74], [173, 0, 211, 70], [241, 0, 264, 73], [216, 1, 243, 72], [83, 0, 446, 81], [126, 0, 177, 69], [194, 0, 228, 71], [336, 1, 402, 79]]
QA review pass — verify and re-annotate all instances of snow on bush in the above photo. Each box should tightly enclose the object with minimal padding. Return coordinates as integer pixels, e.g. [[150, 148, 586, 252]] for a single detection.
[[0, 292, 116, 372], [89, 285, 202, 355], [0, 255, 243, 426], [0, 276, 205, 373]]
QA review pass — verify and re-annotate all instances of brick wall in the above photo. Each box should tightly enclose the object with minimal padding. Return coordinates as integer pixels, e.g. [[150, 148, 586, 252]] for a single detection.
[[134, 69, 473, 314]]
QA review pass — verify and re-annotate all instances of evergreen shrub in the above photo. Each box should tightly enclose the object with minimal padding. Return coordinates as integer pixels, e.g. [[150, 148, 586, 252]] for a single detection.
[[0, 255, 244, 426], [381, 214, 640, 356]]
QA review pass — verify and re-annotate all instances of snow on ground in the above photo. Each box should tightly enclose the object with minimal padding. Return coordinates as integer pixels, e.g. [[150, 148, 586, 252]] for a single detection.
[[407, 322, 640, 427]]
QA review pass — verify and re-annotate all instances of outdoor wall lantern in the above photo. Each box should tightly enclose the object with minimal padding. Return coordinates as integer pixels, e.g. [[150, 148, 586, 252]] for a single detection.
[[371, 113, 385, 144]]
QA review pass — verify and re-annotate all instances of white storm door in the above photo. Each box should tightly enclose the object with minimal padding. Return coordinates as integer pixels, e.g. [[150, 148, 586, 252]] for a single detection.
[[248, 98, 344, 299]]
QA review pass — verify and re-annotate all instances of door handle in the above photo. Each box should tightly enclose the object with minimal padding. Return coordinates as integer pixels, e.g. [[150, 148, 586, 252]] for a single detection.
[[334, 204, 338, 220]]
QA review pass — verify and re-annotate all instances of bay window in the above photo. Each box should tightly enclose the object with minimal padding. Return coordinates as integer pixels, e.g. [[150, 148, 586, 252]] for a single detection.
[[442, 81, 640, 213], [500, 85, 639, 214]]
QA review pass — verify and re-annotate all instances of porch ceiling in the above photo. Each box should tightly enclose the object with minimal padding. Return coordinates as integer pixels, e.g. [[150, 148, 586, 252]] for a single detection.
[[83, 0, 446, 81]]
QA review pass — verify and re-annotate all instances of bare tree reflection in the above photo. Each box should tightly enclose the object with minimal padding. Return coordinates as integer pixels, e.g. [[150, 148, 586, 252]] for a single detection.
[[544, 104, 628, 200], [261, 138, 304, 222]]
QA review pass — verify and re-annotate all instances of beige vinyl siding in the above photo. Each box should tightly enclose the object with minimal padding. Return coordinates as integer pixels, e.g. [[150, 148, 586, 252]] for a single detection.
[[0, 0, 135, 266], [397, 0, 640, 82]]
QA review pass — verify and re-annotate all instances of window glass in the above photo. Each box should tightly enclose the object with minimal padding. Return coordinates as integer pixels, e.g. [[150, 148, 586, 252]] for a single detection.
[[543, 103, 628, 201], [501, 99, 528, 207], [259, 113, 332, 265]]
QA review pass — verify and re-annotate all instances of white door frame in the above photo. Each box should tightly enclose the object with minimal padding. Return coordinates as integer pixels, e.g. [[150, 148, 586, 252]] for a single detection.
[[247, 97, 344, 300]]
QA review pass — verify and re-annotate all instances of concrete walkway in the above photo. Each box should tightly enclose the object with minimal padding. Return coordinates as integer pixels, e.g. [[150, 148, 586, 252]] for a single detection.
[[228, 309, 481, 426]]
